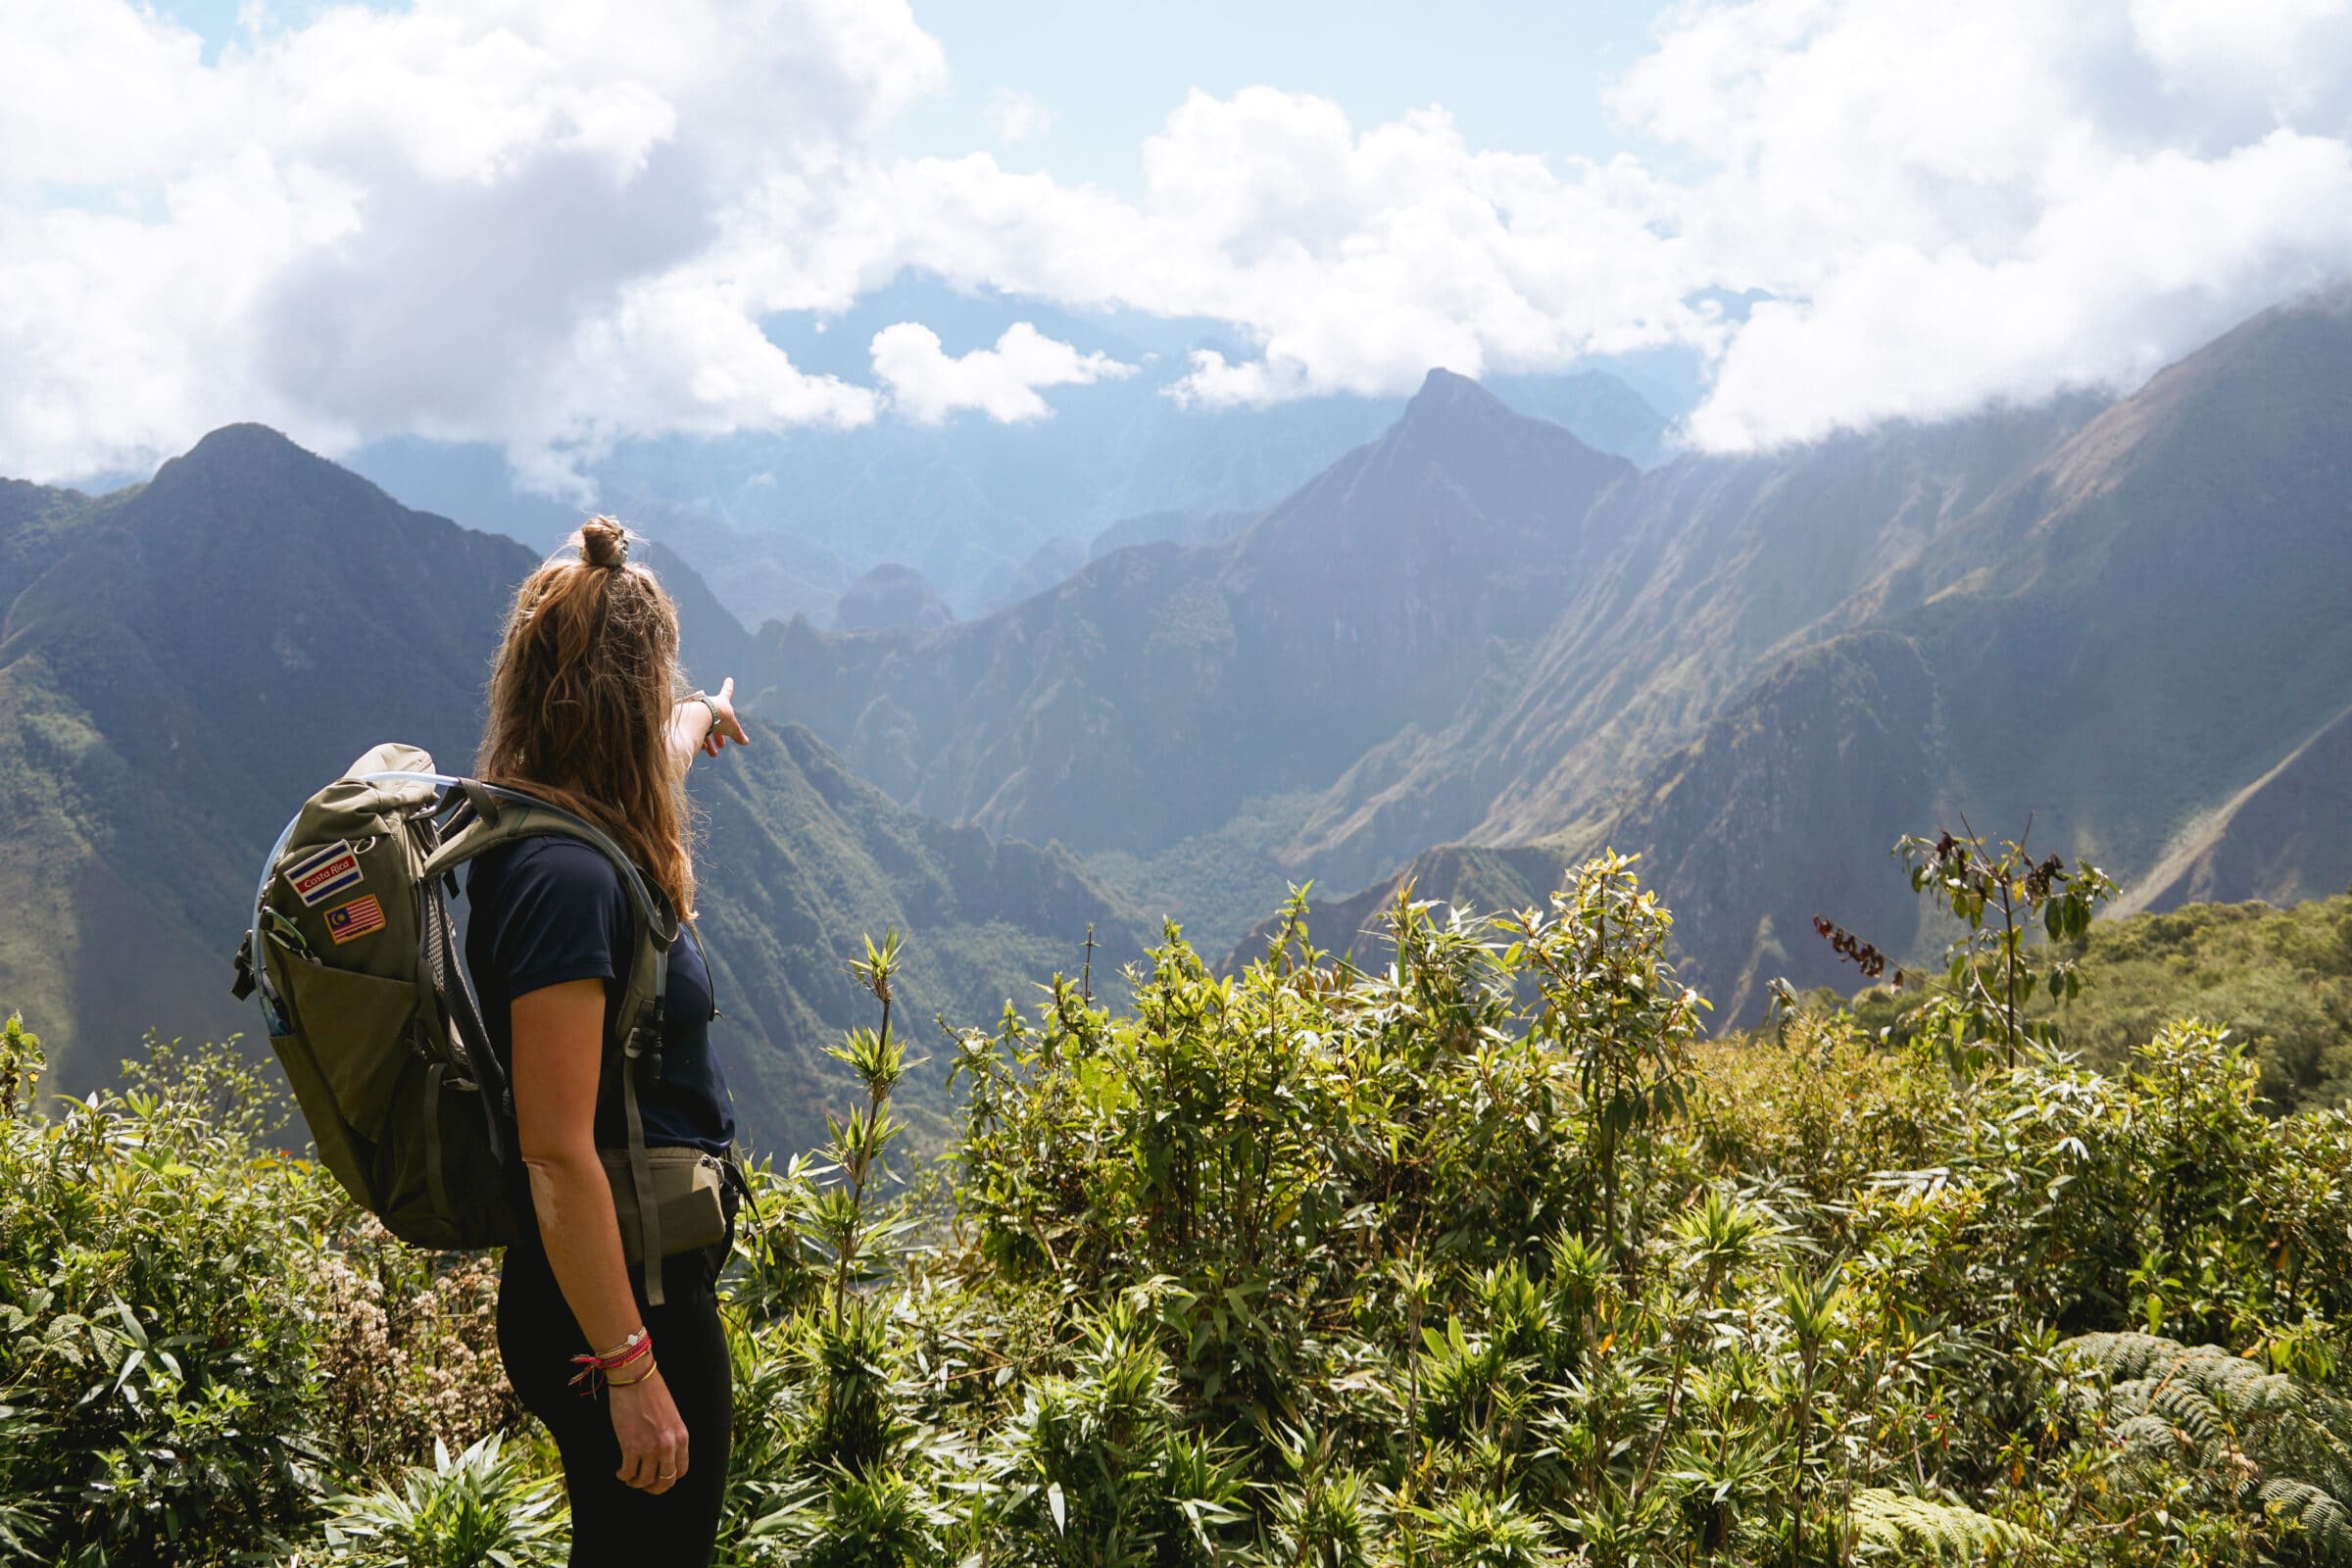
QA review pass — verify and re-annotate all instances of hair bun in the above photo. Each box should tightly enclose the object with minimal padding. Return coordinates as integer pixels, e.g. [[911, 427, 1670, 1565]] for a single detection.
[[579, 516, 629, 569]]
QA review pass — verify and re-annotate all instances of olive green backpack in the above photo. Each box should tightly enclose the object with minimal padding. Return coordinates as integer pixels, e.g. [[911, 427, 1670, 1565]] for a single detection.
[[231, 743, 724, 1304]]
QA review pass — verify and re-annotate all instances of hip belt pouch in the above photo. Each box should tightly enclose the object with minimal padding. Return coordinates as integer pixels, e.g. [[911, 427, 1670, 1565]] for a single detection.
[[601, 1147, 730, 1262]]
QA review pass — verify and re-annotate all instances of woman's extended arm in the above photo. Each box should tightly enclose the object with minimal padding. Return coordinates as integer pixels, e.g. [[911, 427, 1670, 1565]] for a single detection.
[[668, 676, 750, 772], [511, 979, 690, 1494]]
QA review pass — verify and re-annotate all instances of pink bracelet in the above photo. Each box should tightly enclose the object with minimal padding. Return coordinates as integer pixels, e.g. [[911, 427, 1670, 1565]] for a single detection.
[[568, 1329, 654, 1396]]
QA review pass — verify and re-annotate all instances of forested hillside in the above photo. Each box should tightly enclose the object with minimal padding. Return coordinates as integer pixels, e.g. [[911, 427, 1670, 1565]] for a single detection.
[[1847, 890, 2352, 1114], [732, 288, 2351, 1020], [0, 427, 1144, 1149]]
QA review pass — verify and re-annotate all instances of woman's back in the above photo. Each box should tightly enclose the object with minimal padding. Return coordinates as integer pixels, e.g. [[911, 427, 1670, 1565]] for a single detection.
[[465, 834, 734, 1158]]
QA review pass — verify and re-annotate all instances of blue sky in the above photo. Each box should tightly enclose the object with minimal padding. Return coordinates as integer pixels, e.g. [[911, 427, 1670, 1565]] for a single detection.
[[156, 0, 1664, 190], [888, 1, 1662, 188]]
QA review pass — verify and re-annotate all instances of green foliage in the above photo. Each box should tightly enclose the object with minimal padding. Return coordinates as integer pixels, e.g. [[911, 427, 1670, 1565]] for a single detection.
[[21, 857, 2352, 1565], [1844, 882, 2352, 1115], [2063, 1332, 2352, 1563], [1811, 824, 2118, 1072], [313, 1435, 564, 1568], [1912, 892, 2351, 1113], [1849, 1489, 2040, 1562], [0, 1017, 520, 1566]]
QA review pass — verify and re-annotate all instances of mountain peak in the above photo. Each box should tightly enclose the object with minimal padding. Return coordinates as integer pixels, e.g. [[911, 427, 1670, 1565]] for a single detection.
[[123, 424, 524, 575], [1401, 367, 1506, 421], [146, 423, 357, 505], [1382, 368, 1568, 463], [179, 422, 318, 467]]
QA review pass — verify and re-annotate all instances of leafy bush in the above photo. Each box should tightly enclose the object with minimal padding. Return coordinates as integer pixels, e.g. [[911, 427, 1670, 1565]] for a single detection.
[[0, 1016, 520, 1566], [1850, 890, 2352, 1111], [313, 1435, 564, 1568], [14, 850, 2352, 1565]]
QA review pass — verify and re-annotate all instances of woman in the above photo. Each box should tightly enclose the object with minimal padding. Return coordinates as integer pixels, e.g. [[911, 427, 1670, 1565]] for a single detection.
[[463, 516, 751, 1564]]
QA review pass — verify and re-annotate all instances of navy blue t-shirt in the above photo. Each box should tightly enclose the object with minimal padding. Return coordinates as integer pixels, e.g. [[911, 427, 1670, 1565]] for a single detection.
[[465, 836, 735, 1156]]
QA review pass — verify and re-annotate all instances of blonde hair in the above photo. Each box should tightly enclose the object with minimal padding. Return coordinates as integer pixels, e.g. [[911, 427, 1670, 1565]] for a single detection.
[[475, 516, 695, 917]]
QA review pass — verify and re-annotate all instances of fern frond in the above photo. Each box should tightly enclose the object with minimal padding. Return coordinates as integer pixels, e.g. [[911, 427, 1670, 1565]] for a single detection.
[[1851, 1489, 2040, 1563], [2067, 1332, 2352, 1563], [2258, 1477, 2352, 1560]]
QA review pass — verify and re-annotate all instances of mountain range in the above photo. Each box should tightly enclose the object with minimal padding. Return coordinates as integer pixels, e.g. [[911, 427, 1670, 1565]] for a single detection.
[[7, 288, 2347, 1153], [340, 275, 1676, 628], [0, 429, 1145, 1150], [742, 289, 2352, 1021]]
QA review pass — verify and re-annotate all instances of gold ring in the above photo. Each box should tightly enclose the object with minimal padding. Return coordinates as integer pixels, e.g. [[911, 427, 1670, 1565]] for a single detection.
[[659, 1467, 676, 1478]]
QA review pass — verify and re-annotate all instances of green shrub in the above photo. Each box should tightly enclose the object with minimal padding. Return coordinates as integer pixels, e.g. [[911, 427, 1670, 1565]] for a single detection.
[[16, 854, 2352, 1565], [0, 1017, 522, 1566], [313, 1434, 564, 1568]]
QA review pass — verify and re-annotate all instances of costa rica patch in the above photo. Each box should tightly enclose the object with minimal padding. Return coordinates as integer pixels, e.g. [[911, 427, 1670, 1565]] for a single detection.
[[286, 840, 365, 906], [324, 894, 386, 944]]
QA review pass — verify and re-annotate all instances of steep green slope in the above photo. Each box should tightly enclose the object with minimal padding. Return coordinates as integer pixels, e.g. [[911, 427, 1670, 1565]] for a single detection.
[[1295, 292, 2352, 1022], [1264, 629, 1947, 1022], [0, 427, 1145, 1151], [690, 721, 1146, 1141], [758, 366, 2108, 921], [1844, 893, 2352, 1111], [0, 428, 516, 1076], [1913, 292, 2352, 882], [2121, 699, 2352, 915], [1290, 398, 2099, 884]]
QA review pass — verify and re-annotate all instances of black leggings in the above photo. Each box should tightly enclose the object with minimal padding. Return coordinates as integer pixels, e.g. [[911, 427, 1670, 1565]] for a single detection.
[[497, 1240, 733, 1567]]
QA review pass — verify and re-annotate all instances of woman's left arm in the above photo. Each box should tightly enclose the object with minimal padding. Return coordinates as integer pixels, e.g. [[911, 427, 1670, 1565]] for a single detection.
[[670, 676, 751, 770]]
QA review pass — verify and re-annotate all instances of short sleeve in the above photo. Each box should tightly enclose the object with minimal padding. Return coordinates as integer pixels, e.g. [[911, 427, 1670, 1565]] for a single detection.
[[484, 839, 629, 999]]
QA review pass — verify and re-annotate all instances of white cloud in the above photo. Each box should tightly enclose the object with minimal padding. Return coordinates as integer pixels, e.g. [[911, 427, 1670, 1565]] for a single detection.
[[982, 87, 1054, 146], [4, 0, 2351, 480], [841, 2, 2352, 443], [0, 0, 937, 483], [1607, 0, 2352, 447], [811, 91, 1715, 408], [870, 321, 1132, 423], [1689, 131, 2352, 448]]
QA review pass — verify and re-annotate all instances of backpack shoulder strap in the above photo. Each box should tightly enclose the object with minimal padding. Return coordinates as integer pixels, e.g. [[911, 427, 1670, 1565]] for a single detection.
[[608, 888, 671, 1305], [420, 785, 675, 941]]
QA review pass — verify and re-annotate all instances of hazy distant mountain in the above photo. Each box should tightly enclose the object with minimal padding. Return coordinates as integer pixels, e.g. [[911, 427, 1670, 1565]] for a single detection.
[[0, 427, 1143, 1149], [339, 276, 1672, 627], [833, 563, 954, 632], [747, 365, 2091, 896], [746, 370, 1636, 863], [1087, 509, 1255, 561]]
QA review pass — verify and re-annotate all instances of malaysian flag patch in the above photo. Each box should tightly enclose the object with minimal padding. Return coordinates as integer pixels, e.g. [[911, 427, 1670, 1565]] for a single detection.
[[286, 840, 365, 906], [325, 894, 386, 945]]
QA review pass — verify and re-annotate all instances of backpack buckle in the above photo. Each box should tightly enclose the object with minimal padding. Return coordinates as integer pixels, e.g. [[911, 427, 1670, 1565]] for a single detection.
[[229, 932, 257, 1001]]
